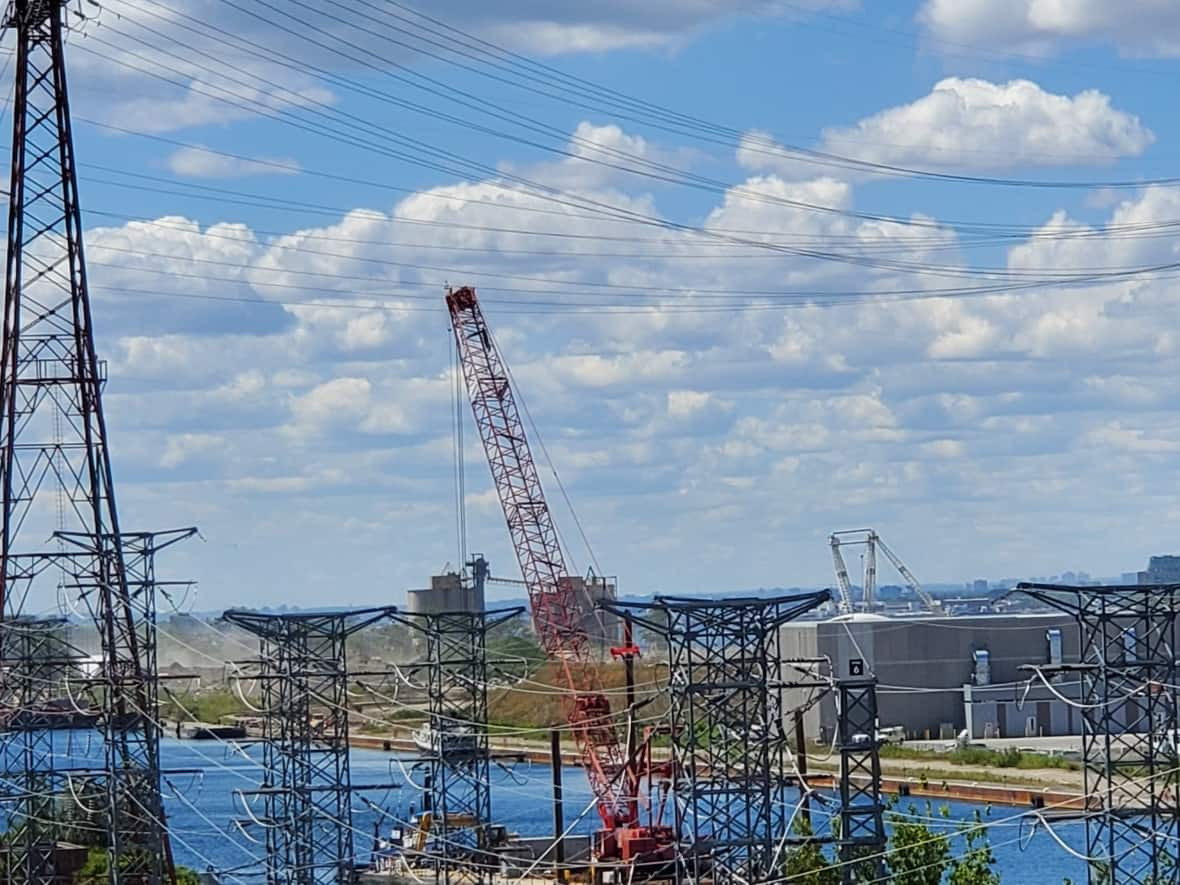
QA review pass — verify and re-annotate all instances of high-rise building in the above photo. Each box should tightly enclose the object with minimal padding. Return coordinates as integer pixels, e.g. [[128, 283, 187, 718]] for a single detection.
[[1138, 555, 1180, 585]]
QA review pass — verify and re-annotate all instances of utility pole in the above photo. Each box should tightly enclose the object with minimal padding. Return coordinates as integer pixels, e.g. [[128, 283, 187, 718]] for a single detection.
[[793, 711, 811, 828], [551, 729, 565, 878]]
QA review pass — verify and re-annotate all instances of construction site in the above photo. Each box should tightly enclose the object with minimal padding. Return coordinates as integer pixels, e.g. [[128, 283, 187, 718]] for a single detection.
[[0, 1, 1178, 885]]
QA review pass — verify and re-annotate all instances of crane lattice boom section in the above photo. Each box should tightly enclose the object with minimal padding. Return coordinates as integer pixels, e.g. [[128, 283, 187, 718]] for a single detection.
[[446, 286, 635, 831], [829, 528, 940, 613]]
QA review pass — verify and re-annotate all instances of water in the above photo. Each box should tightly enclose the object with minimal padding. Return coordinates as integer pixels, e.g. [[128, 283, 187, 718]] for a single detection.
[[42, 736, 1088, 882]]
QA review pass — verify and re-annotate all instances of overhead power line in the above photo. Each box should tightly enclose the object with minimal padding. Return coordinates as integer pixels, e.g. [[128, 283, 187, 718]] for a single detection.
[[210, 0, 1176, 189], [83, 5, 1180, 249]]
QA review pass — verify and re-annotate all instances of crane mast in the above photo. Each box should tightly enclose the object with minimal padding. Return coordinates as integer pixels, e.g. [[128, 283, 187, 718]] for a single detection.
[[828, 535, 855, 614], [864, 532, 878, 609], [446, 286, 639, 839], [830, 528, 940, 613]]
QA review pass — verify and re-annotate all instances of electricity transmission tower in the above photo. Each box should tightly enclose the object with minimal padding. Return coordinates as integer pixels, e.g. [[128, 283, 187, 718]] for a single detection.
[[835, 678, 886, 884], [604, 591, 831, 885], [1018, 581, 1180, 885], [0, 1, 178, 881], [0, 614, 81, 885], [395, 607, 523, 885], [226, 607, 399, 885]]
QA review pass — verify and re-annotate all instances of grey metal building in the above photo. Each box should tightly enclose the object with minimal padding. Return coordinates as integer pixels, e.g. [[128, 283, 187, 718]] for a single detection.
[[780, 612, 1081, 741]]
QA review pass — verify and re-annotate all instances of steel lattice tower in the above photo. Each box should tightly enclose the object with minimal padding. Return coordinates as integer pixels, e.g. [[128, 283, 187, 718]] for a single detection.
[[1, 530, 192, 884], [605, 591, 830, 885], [0, 613, 79, 885], [1018, 582, 1180, 885], [226, 607, 399, 885], [835, 678, 885, 884], [0, 1, 178, 881], [397, 608, 523, 885]]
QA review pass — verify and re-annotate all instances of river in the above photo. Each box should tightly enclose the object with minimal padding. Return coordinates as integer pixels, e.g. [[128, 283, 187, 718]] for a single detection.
[[143, 738, 1086, 883]]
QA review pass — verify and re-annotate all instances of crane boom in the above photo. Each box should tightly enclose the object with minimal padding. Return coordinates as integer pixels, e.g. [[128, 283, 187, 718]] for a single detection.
[[873, 534, 941, 611], [446, 287, 636, 833], [830, 528, 940, 613], [829, 535, 854, 613]]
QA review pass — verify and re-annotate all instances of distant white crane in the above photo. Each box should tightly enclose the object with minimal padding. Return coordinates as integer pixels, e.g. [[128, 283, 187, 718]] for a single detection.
[[829, 534, 857, 614], [829, 529, 941, 614]]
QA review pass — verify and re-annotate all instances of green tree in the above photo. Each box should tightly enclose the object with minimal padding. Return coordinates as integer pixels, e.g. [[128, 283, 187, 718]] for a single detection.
[[782, 816, 839, 885], [74, 849, 201, 884], [886, 803, 951, 885], [948, 810, 1000, 885]]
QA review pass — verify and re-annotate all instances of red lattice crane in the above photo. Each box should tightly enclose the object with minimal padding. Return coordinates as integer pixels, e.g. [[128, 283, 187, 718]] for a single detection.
[[447, 286, 667, 863]]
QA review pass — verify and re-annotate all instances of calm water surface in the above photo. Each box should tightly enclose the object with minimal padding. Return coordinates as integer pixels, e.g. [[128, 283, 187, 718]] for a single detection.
[[136, 739, 1086, 884]]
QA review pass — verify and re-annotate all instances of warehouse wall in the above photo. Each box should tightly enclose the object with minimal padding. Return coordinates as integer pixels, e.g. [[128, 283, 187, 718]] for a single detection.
[[781, 613, 1081, 740]]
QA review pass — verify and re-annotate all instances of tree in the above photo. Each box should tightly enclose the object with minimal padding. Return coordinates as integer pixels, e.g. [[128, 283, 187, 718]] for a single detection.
[[782, 817, 839, 885], [74, 848, 201, 884], [948, 810, 1000, 885], [886, 803, 951, 885]]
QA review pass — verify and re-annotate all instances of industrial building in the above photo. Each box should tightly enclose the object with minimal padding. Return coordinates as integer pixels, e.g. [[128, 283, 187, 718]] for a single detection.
[[404, 568, 621, 649], [781, 612, 1082, 741], [405, 570, 485, 616], [563, 574, 622, 650]]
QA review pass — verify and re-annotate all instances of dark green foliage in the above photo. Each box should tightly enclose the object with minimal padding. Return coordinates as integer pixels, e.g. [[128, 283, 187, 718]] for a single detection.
[[883, 800, 1003, 885], [886, 803, 951, 885]]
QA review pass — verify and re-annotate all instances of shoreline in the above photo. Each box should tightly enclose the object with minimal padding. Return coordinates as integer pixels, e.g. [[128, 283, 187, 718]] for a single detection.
[[185, 721, 1082, 811], [344, 731, 1082, 810]]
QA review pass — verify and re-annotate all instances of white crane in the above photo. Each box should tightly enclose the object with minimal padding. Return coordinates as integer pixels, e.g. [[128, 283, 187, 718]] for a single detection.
[[829, 529, 941, 613], [829, 533, 856, 614]]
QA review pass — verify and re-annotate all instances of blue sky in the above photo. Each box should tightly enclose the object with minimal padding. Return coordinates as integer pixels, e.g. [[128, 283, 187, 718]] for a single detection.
[[20, 0, 1180, 608]]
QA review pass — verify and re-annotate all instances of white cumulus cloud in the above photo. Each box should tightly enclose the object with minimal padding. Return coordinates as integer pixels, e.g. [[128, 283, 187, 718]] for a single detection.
[[740, 78, 1152, 174], [74, 119, 1180, 609], [919, 0, 1180, 57]]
